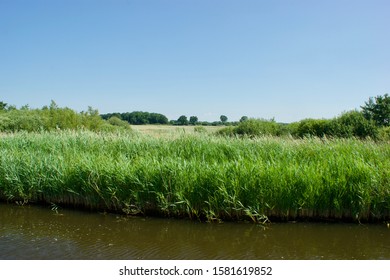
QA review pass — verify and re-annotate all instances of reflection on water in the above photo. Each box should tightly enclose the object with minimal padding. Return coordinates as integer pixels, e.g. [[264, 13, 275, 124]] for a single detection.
[[0, 204, 389, 260]]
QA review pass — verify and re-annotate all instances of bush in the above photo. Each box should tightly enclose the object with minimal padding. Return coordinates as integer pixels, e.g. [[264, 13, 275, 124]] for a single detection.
[[107, 116, 131, 128], [293, 119, 333, 138], [1, 109, 47, 132], [217, 119, 282, 137], [331, 111, 378, 139], [216, 126, 235, 136], [235, 119, 282, 136], [291, 111, 378, 139], [0, 102, 131, 133]]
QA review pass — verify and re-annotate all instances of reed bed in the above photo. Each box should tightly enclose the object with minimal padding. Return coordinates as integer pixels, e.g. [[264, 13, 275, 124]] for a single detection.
[[0, 130, 389, 222]]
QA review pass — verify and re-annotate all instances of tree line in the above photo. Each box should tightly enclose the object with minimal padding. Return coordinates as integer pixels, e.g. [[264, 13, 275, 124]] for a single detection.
[[218, 94, 389, 140], [0, 100, 131, 132], [101, 111, 169, 125], [101, 111, 237, 126], [1, 94, 388, 139]]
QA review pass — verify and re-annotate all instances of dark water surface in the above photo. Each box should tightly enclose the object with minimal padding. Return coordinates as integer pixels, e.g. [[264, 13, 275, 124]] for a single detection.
[[0, 203, 389, 260]]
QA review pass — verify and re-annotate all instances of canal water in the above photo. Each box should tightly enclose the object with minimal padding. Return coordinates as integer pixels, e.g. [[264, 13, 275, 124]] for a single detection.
[[0, 203, 389, 260]]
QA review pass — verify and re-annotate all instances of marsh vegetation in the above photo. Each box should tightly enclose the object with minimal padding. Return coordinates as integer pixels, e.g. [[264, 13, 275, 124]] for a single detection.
[[0, 130, 389, 222]]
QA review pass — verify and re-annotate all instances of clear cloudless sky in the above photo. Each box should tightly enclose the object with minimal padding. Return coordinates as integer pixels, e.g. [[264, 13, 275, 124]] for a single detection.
[[0, 0, 389, 123]]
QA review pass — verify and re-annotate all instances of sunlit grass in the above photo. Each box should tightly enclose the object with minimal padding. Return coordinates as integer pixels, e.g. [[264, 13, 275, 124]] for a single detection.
[[0, 130, 389, 222], [131, 124, 222, 137]]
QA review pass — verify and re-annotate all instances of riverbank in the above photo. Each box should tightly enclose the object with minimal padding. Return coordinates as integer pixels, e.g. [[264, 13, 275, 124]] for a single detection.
[[0, 131, 389, 222]]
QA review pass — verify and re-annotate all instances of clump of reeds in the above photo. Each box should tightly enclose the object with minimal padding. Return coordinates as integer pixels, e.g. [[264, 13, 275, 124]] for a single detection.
[[0, 131, 389, 222]]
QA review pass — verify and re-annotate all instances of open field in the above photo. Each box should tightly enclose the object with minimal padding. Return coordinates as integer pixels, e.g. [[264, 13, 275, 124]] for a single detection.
[[131, 124, 223, 137], [0, 130, 389, 222]]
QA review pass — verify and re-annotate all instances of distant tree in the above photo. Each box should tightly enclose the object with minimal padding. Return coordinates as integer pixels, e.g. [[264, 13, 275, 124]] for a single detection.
[[129, 111, 149, 124], [101, 111, 168, 125], [0, 101, 7, 110], [361, 94, 390, 127], [220, 115, 228, 124], [149, 112, 169, 124], [49, 100, 59, 110], [189, 116, 198, 125], [177, 115, 189, 125], [7, 105, 16, 111], [240, 116, 248, 122]]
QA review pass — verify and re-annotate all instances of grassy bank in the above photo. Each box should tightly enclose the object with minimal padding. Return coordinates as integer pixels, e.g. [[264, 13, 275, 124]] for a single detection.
[[0, 131, 389, 222]]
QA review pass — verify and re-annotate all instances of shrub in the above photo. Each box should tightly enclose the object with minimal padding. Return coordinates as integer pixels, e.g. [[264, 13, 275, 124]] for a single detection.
[[217, 119, 282, 137], [293, 119, 333, 138], [234, 118, 282, 137], [0, 102, 131, 133], [107, 116, 131, 128], [291, 111, 378, 139], [331, 111, 378, 139]]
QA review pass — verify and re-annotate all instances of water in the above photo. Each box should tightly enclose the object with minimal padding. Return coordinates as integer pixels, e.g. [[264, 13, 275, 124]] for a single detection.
[[0, 203, 389, 260]]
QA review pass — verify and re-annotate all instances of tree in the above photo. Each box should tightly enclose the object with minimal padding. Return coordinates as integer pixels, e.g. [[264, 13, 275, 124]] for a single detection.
[[49, 100, 59, 110], [189, 116, 198, 125], [220, 115, 228, 124], [0, 101, 8, 110], [149, 113, 169, 124], [240, 116, 248, 122], [177, 115, 189, 125], [361, 94, 390, 127]]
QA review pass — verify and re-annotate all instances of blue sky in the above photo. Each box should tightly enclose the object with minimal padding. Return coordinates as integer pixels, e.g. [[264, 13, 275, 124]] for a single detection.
[[1, 0, 389, 123]]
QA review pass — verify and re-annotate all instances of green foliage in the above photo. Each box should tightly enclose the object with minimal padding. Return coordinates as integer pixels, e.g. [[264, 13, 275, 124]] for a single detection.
[[240, 116, 248, 122], [0, 101, 8, 110], [378, 126, 390, 141], [290, 111, 378, 139], [331, 110, 378, 139], [0, 101, 131, 133], [292, 119, 333, 138], [220, 115, 228, 123], [101, 111, 168, 125], [107, 116, 131, 128], [189, 116, 198, 125], [216, 126, 235, 136], [361, 94, 390, 127], [218, 118, 282, 137], [236, 119, 279, 136], [0, 132, 389, 222], [177, 115, 189, 125]]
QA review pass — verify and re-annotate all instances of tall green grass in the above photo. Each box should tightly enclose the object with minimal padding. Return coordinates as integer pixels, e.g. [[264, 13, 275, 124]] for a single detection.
[[0, 131, 389, 222]]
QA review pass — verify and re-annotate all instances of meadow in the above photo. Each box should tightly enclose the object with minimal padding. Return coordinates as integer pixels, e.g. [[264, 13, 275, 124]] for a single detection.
[[131, 124, 221, 137], [0, 129, 389, 223]]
